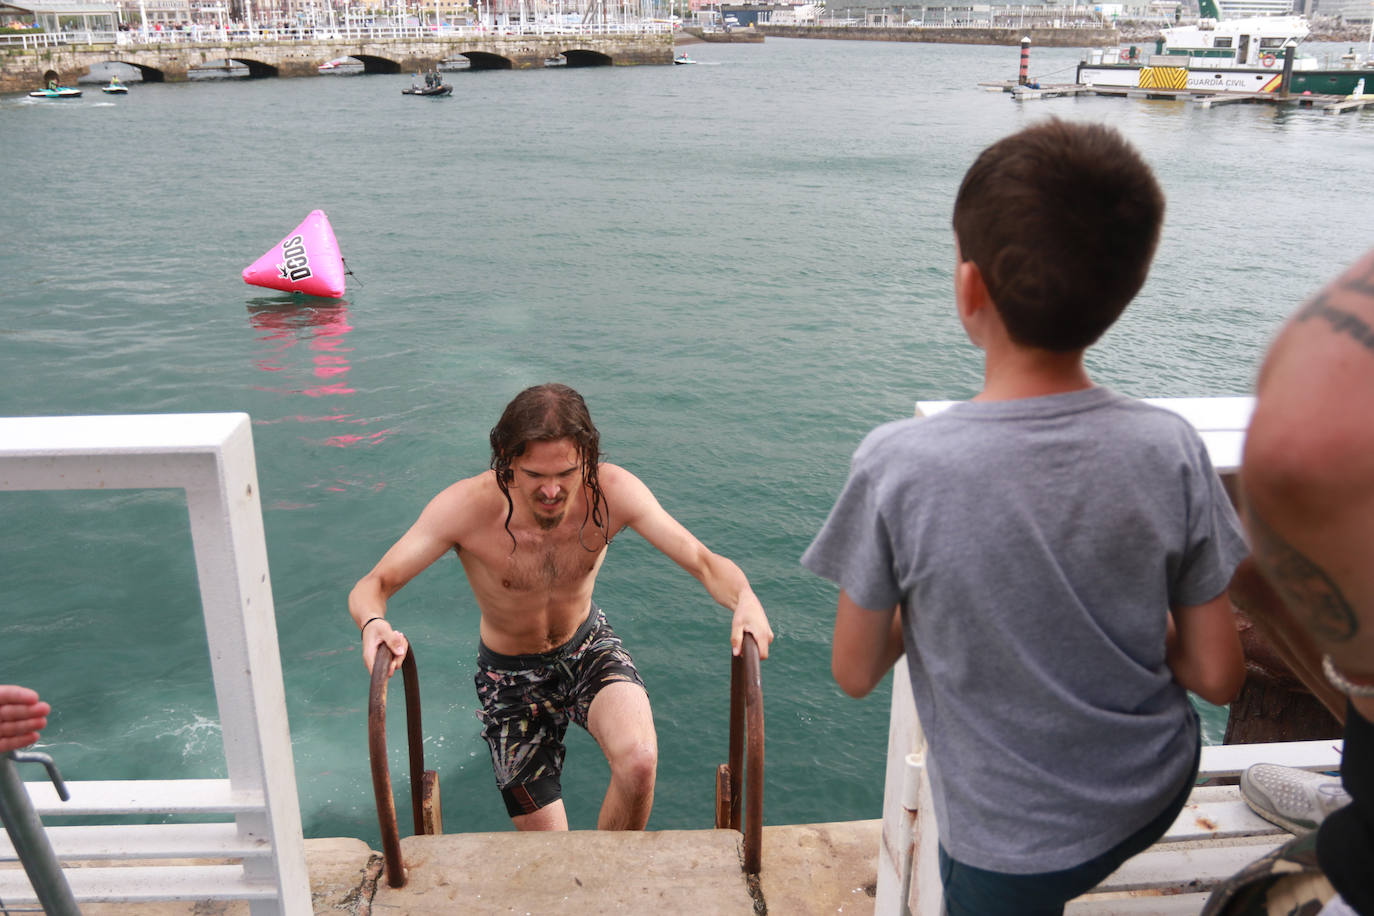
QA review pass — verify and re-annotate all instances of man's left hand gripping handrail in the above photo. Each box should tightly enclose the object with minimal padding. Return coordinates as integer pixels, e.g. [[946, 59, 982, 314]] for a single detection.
[[368, 644, 440, 889], [715, 632, 765, 875]]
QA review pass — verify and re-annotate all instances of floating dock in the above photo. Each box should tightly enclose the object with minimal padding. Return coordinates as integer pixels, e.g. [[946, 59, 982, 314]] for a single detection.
[[981, 79, 1374, 113]]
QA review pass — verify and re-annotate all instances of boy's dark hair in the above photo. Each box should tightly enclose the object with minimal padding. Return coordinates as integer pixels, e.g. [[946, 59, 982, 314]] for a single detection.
[[489, 383, 609, 549], [952, 118, 1165, 352]]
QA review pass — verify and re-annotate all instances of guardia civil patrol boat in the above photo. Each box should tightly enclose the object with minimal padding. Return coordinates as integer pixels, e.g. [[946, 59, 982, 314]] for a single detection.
[[1076, 0, 1374, 96]]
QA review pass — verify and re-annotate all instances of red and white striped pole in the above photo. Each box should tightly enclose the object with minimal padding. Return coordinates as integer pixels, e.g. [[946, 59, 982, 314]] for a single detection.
[[1019, 36, 1031, 86]]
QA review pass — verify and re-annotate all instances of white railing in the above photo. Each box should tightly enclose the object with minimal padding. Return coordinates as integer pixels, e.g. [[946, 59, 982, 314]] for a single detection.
[[0, 414, 309, 915], [0, 30, 117, 48], [878, 662, 1344, 915], [2, 20, 669, 49]]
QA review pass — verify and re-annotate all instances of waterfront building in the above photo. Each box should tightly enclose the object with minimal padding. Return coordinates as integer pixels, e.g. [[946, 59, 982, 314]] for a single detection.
[[1215, 0, 1296, 17], [1311, 0, 1373, 22], [112, 0, 194, 28], [1, 0, 118, 31], [731, 0, 1366, 24], [724, 0, 1113, 25]]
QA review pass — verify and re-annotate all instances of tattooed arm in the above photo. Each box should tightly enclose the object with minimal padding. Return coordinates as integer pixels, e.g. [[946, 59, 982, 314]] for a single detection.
[[1242, 246, 1374, 722]]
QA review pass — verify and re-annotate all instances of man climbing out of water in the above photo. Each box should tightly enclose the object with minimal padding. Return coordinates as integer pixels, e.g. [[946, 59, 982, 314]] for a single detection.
[[349, 383, 773, 831], [802, 119, 1246, 915], [1201, 246, 1374, 915]]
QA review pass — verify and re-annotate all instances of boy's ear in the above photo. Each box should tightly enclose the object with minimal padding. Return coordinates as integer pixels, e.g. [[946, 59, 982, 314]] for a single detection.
[[955, 260, 992, 320]]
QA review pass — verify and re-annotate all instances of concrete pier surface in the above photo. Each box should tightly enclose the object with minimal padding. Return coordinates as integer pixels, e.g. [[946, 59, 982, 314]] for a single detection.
[[9, 819, 880, 915]]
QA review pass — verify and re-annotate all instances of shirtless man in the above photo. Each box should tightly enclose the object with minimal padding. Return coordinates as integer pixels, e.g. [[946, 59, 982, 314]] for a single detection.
[[349, 383, 773, 831], [1240, 246, 1374, 914]]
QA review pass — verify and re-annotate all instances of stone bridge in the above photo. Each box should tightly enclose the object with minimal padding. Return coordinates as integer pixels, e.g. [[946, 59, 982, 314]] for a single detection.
[[0, 33, 672, 93]]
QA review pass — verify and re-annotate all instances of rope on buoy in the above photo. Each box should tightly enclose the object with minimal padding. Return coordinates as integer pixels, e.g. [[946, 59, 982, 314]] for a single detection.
[[341, 257, 364, 289]]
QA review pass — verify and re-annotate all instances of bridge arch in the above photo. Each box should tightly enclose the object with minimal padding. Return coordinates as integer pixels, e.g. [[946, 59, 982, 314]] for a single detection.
[[96, 60, 168, 82], [225, 57, 279, 78], [350, 54, 403, 74], [562, 48, 613, 67], [459, 51, 513, 70], [126, 61, 164, 82]]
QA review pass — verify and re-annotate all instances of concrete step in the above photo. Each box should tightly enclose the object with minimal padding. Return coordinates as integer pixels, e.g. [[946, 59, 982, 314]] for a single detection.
[[0, 820, 881, 915], [383, 828, 752, 913], [378, 820, 880, 914]]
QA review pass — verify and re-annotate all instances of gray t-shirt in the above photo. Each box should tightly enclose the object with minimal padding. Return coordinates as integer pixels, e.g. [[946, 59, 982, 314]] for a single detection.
[[802, 387, 1247, 874]]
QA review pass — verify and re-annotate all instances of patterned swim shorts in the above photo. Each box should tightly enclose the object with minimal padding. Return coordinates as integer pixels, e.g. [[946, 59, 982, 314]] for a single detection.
[[474, 602, 646, 818]]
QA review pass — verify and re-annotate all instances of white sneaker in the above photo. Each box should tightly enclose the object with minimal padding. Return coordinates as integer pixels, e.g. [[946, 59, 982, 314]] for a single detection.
[[1241, 763, 1352, 835]]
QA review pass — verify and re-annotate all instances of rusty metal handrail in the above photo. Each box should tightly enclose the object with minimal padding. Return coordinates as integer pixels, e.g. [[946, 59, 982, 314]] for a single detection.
[[368, 643, 429, 889], [714, 632, 765, 875]]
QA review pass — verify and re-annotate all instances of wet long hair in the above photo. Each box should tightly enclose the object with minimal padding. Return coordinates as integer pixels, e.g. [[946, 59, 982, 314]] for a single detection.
[[489, 383, 610, 550]]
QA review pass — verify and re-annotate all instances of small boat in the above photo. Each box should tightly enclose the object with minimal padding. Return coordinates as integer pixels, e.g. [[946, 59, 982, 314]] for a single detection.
[[318, 57, 354, 73], [101, 78, 128, 94], [402, 83, 452, 97], [674, 53, 696, 65], [402, 71, 452, 97], [29, 85, 82, 99]]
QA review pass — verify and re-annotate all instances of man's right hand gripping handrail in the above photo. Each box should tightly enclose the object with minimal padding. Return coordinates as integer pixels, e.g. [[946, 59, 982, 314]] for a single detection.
[[368, 643, 437, 889], [716, 631, 765, 875]]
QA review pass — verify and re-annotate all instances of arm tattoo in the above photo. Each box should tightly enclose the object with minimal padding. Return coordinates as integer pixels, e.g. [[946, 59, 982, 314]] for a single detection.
[[1248, 509, 1358, 644], [1295, 279, 1374, 355]]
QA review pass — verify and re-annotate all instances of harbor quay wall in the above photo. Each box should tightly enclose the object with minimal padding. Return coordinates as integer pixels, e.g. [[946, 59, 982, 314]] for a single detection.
[[758, 24, 1120, 47], [0, 33, 672, 93], [680, 26, 766, 43]]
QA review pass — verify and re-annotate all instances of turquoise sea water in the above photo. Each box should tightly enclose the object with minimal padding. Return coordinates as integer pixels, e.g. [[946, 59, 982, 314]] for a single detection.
[[2, 37, 1373, 847]]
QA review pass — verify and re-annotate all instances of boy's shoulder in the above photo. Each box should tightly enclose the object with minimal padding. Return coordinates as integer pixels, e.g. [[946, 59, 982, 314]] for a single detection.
[[1092, 393, 1210, 443], [855, 390, 1204, 463], [922, 388, 1198, 432], [854, 415, 935, 464]]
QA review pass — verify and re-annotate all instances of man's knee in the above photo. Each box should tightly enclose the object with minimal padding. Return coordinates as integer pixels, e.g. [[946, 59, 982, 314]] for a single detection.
[[610, 739, 657, 792]]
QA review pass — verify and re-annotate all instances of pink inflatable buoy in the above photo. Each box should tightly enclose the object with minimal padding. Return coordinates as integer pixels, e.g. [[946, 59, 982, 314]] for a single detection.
[[243, 210, 346, 298]]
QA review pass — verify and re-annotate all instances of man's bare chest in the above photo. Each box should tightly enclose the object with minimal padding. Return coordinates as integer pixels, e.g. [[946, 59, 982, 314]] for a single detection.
[[502, 536, 601, 591], [461, 528, 605, 594]]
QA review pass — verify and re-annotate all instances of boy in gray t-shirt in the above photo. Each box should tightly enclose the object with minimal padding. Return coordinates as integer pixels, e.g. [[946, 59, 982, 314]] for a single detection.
[[802, 120, 1247, 916]]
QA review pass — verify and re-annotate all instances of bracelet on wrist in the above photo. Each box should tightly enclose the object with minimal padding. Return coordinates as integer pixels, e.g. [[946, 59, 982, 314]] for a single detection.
[[361, 616, 386, 637], [1322, 653, 1374, 698]]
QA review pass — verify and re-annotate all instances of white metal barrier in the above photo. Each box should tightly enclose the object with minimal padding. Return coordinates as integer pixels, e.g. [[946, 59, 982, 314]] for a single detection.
[[0, 414, 309, 915], [879, 669, 1343, 915]]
